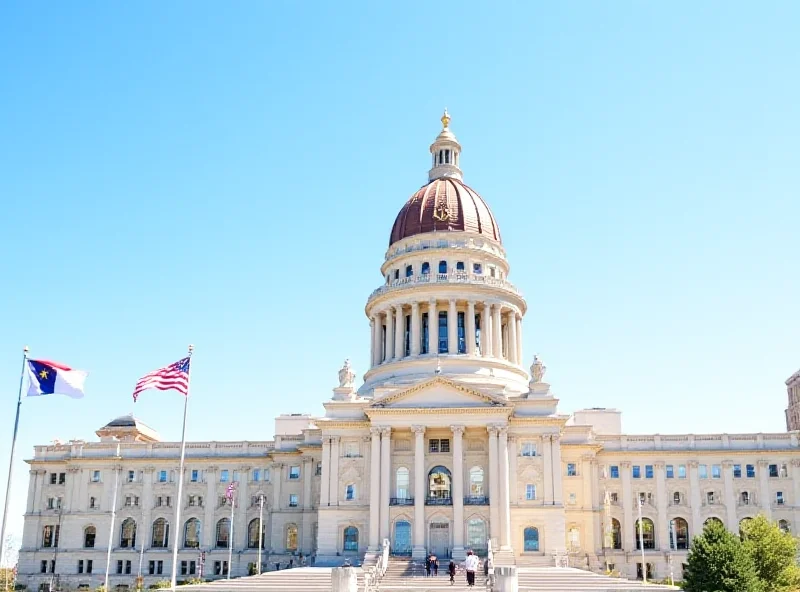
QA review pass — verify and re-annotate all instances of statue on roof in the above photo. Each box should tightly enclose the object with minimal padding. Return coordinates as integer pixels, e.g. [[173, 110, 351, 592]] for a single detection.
[[530, 354, 546, 384], [338, 359, 355, 388]]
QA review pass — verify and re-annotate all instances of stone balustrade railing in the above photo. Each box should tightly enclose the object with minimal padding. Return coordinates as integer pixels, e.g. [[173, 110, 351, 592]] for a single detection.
[[368, 272, 522, 303]]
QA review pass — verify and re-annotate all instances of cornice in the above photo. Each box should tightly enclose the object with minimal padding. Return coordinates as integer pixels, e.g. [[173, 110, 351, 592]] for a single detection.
[[370, 375, 510, 408], [509, 417, 569, 427], [321, 421, 371, 429], [367, 407, 512, 417]]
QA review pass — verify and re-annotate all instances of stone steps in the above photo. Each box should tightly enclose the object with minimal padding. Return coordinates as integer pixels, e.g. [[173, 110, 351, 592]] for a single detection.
[[180, 567, 364, 591]]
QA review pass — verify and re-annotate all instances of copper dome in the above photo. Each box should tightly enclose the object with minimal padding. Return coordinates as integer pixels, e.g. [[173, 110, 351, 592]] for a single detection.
[[389, 178, 501, 246]]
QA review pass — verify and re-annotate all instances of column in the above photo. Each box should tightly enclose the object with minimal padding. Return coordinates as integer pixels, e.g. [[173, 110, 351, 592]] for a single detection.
[[369, 428, 382, 550], [329, 437, 341, 506], [379, 427, 391, 543], [492, 305, 503, 359], [26, 470, 37, 514], [412, 426, 426, 559], [428, 300, 437, 355], [655, 462, 669, 551], [410, 302, 420, 356], [452, 426, 466, 559], [466, 301, 476, 355], [551, 435, 563, 504], [591, 461, 602, 552], [370, 316, 380, 367], [757, 460, 772, 519], [302, 456, 315, 554], [542, 437, 553, 505], [507, 311, 518, 364], [394, 305, 404, 360], [272, 463, 284, 511], [722, 461, 737, 532], [515, 316, 523, 367], [487, 426, 501, 541], [688, 461, 703, 540], [204, 466, 217, 548], [447, 299, 457, 354], [303, 457, 313, 509], [140, 468, 153, 549], [498, 427, 512, 549], [385, 308, 394, 362], [508, 437, 518, 507], [236, 466, 249, 550], [621, 462, 634, 551], [483, 304, 493, 357], [320, 439, 331, 506]]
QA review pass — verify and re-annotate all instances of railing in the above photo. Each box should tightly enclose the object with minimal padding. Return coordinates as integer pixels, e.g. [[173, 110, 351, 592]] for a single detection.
[[368, 272, 522, 302], [390, 497, 414, 506], [425, 496, 453, 506], [464, 496, 489, 505], [364, 539, 390, 592]]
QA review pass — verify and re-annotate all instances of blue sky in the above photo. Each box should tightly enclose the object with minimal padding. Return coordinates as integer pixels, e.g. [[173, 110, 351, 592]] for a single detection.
[[0, 1, 798, 543]]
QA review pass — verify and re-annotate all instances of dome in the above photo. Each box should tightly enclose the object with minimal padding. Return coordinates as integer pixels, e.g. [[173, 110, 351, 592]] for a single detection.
[[389, 177, 502, 246]]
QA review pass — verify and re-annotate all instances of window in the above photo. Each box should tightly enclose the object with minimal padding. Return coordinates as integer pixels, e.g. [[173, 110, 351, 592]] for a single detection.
[[769, 464, 779, 478], [118, 560, 131, 575], [779, 520, 790, 533], [457, 311, 466, 354], [678, 464, 687, 479], [89, 496, 97, 509], [734, 464, 742, 478], [632, 465, 641, 479], [673, 492, 681, 505], [78, 560, 84, 574], [286, 524, 298, 551], [117, 560, 123, 575], [50, 473, 58, 485], [521, 442, 537, 457], [699, 464, 708, 479], [776, 491, 785, 505], [428, 438, 450, 453], [215, 518, 230, 548], [526, 484, 536, 500], [469, 467, 484, 496], [120, 518, 136, 548], [40, 560, 47, 574], [609, 492, 619, 503], [396, 467, 410, 499], [248, 519, 265, 549], [149, 560, 163, 575], [781, 464, 788, 478], [671, 518, 689, 550], [438, 260, 447, 274], [707, 491, 715, 504], [635, 518, 655, 549], [428, 466, 452, 500], [86, 559, 93, 574], [712, 465, 721, 479], [289, 494, 298, 507], [746, 464, 756, 478], [438, 311, 448, 353], [666, 465, 674, 479], [404, 264, 413, 278], [218, 496, 228, 508], [473, 263, 482, 274], [610, 518, 622, 549], [741, 491, 750, 505], [524, 527, 539, 551], [393, 269, 399, 280], [645, 465, 654, 479], [289, 466, 300, 479], [467, 519, 486, 550], [345, 484, 355, 500], [183, 518, 200, 548], [92, 470, 101, 482], [214, 561, 229, 576], [180, 561, 196, 576], [421, 262, 430, 275], [151, 518, 168, 548], [220, 470, 229, 482], [58, 472, 65, 485], [191, 470, 200, 482], [127, 470, 135, 483], [158, 470, 167, 483], [566, 463, 577, 477], [610, 465, 620, 479], [343, 526, 359, 551], [84, 526, 96, 548], [568, 492, 577, 505], [42, 525, 59, 548]]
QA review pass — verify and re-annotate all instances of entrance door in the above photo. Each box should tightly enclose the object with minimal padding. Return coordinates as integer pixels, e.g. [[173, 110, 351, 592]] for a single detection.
[[394, 521, 411, 555], [429, 522, 450, 558]]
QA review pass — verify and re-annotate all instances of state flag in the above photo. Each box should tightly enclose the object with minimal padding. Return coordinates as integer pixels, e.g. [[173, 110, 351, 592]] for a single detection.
[[27, 359, 87, 399]]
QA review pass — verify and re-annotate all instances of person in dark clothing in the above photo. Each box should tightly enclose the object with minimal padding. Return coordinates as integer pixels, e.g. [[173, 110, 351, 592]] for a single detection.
[[432, 555, 439, 576], [448, 560, 456, 585], [484, 557, 490, 584], [425, 555, 431, 577]]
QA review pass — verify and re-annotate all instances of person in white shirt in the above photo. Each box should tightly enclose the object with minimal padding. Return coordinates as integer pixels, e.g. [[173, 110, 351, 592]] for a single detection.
[[464, 550, 479, 587]]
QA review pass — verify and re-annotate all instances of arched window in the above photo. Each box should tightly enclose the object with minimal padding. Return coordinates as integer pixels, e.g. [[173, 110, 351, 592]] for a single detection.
[[396, 467, 409, 499], [120, 518, 136, 548], [779, 519, 790, 533], [216, 518, 230, 548], [286, 524, 298, 551], [611, 518, 622, 549], [428, 466, 452, 501], [394, 520, 411, 555], [42, 525, 59, 548], [704, 517, 723, 529], [248, 519, 265, 549], [672, 518, 689, 550], [438, 260, 447, 274], [343, 526, 358, 552], [635, 518, 655, 550], [83, 526, 96, 548], [467, 518, 486, 550], [183, 518, 201, 548], [405, 265, 413, 278], [673, 491, 681, 505], [421, 262, 430, 275], [523, 527, 539, 552], [469, 467, 484, 497], [151, 518, 168, 548]]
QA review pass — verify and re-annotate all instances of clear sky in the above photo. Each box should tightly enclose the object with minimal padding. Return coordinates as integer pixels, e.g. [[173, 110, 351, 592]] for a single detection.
[[1, 1, 798, 545]]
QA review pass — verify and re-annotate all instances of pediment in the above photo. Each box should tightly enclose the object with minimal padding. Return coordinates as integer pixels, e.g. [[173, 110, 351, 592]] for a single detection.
[[370, 377, 508, 409]]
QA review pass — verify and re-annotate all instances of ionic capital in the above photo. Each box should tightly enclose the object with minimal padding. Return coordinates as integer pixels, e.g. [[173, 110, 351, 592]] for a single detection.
[[487, 425, 500, 436], [370, 427, 382, 436], [379, 426, 392, 436], [411, 425, 426, 436], [451, 425, 466, 436]]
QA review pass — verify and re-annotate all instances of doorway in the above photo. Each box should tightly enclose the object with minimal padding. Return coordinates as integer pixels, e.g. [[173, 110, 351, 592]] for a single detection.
[[429, 521, 450, 558]]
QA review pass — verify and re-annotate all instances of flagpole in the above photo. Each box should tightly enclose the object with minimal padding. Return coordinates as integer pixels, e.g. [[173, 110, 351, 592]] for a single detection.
[[104, 442, 121, 591], [0, 346, 29, 570], [257, 495, 264, 574], [170, 345, 193, 591], [227, 493, 234, 579]]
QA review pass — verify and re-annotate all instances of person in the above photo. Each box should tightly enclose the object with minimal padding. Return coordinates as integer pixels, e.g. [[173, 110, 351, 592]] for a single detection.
[[432, 555, 439, 576], [425, 555, 431, 577], [484, 556, 491, 584], [448, 560, 456, 585], [288, 558, 294, 569], [464, 550, 479, 587]]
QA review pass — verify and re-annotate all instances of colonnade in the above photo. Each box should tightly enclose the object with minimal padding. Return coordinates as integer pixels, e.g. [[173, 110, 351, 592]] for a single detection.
[[369, 299, 522, 368], [367, 424, 514, 557]]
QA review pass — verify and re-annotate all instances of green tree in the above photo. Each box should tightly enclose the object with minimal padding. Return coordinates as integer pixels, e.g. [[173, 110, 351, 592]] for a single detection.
[[683, 519, 762, 592], [741, 515, 800, 592]]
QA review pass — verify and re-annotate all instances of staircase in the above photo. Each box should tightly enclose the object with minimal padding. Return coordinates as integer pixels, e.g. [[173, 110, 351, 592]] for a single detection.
[[180, 566, 365, 591]]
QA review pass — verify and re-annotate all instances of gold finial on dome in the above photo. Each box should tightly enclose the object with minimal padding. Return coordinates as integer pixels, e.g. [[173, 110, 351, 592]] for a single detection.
[[441, 108, 451, 129]]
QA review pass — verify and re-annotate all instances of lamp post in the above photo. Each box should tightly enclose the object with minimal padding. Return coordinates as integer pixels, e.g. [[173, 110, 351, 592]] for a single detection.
[[637, 496, 646, 583], [257, 495, 264, 575]]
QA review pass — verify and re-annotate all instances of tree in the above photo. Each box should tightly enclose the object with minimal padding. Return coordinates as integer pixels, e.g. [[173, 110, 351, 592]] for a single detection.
[[683, 519, 763, 592], [741, 515, 800, 592]]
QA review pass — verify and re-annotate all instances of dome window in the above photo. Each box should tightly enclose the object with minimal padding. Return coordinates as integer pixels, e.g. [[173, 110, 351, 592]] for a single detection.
[[445, 150, 451, 164], [405, 265, 413, 278], [456, 261, 465, 271], [421, 262, 430, 275], [438, 261, 447, 274], [394, 269, 400, 280], [473, 263, 483, 275]]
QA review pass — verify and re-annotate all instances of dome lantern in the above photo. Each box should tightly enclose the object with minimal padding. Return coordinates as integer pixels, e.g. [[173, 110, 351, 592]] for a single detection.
[[428, 109, 463, 182]]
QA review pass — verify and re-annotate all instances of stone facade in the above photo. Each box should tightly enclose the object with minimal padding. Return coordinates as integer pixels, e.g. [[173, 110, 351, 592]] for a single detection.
[[16, 115, 800, 590]]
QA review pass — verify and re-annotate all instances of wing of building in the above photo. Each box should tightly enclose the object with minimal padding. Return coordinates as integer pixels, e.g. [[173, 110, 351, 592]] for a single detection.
[[18, 114, 800, 590]]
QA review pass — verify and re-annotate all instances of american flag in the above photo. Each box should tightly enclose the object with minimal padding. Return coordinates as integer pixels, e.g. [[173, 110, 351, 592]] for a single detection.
[[225, 481, 238, 502], [132, 356, 191, 402]]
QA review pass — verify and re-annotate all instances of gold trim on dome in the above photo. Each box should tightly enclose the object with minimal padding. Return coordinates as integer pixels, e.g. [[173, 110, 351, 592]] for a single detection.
[[433, 200, 450, 222], [370, 375, 510, 408]]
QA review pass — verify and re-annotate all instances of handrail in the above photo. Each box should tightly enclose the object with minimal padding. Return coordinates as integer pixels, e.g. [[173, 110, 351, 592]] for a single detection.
[[364, 538, 390, 591]]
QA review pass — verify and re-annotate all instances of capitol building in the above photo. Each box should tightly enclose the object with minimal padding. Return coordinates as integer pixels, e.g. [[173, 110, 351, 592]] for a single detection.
[[17, 113, 800, 590]]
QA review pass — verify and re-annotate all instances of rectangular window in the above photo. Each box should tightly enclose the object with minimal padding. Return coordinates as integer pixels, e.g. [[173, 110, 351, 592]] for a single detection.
[[566, 463, 577, 477], [78, 560, 84, 574], [421, 312, 429, 355], [526, 484, 536, 500], [610, 492, 619, 503], [92, 470, 101, 482], [699, 464, 708, 479], [158, 470, 167, 483], [610, 465, 620, 479], [50, 473, 57, 485], [117, 560, 123, 575], [125, 560, 131, 575], [438, 311, 448, 354], [666, 465, 674, 479], [473, 263, 483, 274], [645, 465, 654, 479], [181, 561, 188, 576], [747, 464, 756, 478], [346, 484, 355, 500], [40, 561, 47, 574], [769, 464, 779, 478], [191, 470, 199, 482], [214, 561, 228, 576], [678, 464, 687, 479], [220, 470, 229, 482], [127, 470, 135, 483], [149, 561, 155, 575], [632, 465, 641, 479], [289, 466, 300, 479], [707, 491, 715, 504], [87, 560, 93, 574], [712, 465, 721, 479], [289, 494, 298, 507], [429, 439, 439, 453], [733, 464, 742, 478], [252, 469, 260, 482], [521, 442, 536, 457], [568, 492, 577, 504], [457, 311, 466, 354], [777, 491, 785, 505], [58, 473, 66, 485]]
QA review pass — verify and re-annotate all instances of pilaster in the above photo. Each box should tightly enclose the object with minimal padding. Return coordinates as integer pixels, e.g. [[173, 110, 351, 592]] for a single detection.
[[379, 427, 392, 543], [369, 428, 382, 551], [410, 302, 420, 356], [451, 425, 466, 559], [412, 425, 426, 559], [487, 425, 500, 541], [621, 461, 634, 551]]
